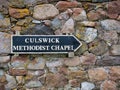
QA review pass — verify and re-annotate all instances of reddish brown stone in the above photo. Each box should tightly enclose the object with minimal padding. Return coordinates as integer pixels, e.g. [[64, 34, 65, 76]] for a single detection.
[[108, 1, 120, 15], [80, 53, 96, 65], [72, 8, 83, 16], [97, 8, 107, 17], [64, 56, 80, 67], [9, 68, 27, 76], [11, 56, 28, 62], [107, 14, 118, 19], [56, 1, 79, 11], [109, 66, 120, 81], [0, 85, 5, 90], [58, 67, 69, 75], [110, 45, 120, 55], [69, 79, 80, 87], [88, 68, 108, 82], [0, 76, 7, 83], [69, 70, 88, 82], [87, 10, 101, 21], [12, 26, 22, 31], [117, 15, 120, 20], [9, 7, 29, 19], [101, 80, 118, 90], [107, 1, 120, 19], [46, 73, 68, 88]]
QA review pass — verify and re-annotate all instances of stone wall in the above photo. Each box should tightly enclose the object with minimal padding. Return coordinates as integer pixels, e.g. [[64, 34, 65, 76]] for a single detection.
[[0, 0, 120, 90]]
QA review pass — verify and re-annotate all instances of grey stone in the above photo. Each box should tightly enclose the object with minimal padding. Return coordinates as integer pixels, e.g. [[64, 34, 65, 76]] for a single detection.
[[98, 30, 118, 45], [100, 20, 120, 32], [0, 18, 11, 28], [5, 74, 17, 89], [96, 56, 120, 66], [48, 0, 61, 3], [11, 60, 25, 69], [81, 82, 95, 90], [51, 9, 71, 30], [89, 39, 108, 56], [0, 70, 4, 76], [75, 41, 88, 56], [51, 18, 62, 30], [25, 81, 42, 88], [22, 23, 54, 35], [92, 0, 110, 2], [33, 4, 59, 20], [0, 32, 11, 54], [27, 57, 45, 70], [0, 0, 9, 14], [11, 56, 28, 69], [0, 63, 8, 70], [8, 0, 25, 8], [24, 0, 47, 7], [49, 67, 58, 73], [0, 13, 4, 19]]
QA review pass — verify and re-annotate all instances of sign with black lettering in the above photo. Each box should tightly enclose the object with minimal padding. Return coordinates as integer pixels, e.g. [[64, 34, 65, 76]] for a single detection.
[[11, 35, 82, 54]]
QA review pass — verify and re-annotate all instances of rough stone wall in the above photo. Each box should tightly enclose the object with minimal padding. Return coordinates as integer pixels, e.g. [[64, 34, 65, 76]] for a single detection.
[[0, 0, 120, 90]]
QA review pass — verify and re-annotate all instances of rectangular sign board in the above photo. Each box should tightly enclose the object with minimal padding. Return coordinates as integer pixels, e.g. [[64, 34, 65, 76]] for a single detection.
[[11, 35, 82, 54]]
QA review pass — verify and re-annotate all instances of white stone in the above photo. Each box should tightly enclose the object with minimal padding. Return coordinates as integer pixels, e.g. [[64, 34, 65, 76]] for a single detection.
[[25, 81, 42, 88], [61, 18, 74, 33], [84, 28, 97, 43], [46, 59, 63, 68], [0, 70, 4, 76], [33, 4, 59, 20], [32, 19, 41, 23], [80, 21, 96, 27], [72, 8, 87, 21], [81, 82, 95, 90]]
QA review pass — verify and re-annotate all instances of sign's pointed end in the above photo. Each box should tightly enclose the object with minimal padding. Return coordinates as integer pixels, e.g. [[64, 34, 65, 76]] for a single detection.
[[72, 35, 82, 52]]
